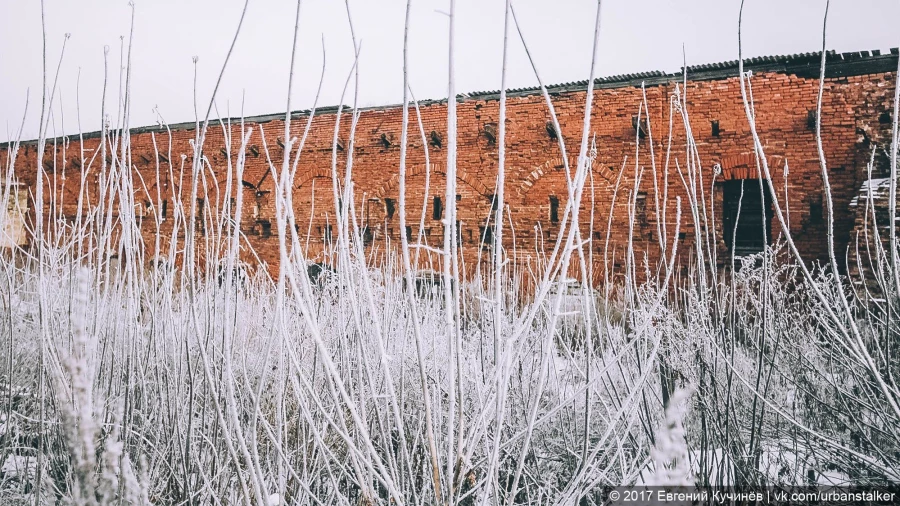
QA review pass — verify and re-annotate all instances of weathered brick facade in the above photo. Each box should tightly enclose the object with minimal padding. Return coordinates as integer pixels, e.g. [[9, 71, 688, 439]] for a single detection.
[[1, 49, 898, 280]]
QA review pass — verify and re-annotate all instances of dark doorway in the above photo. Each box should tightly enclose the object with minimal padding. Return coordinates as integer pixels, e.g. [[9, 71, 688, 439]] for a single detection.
[[722, 179, 773, 257]]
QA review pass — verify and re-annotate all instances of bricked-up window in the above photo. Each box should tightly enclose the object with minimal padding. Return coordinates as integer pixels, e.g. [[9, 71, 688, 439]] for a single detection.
[[433, 196, 443, 220], [384, 198, 396, 220], [722, 180, 773, 257], [549, 195, 560, 224], [365, 198, 380, 226]]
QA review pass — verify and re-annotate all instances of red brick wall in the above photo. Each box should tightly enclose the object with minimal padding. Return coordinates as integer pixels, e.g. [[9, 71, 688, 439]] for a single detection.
[[2, 58, 897, 281]]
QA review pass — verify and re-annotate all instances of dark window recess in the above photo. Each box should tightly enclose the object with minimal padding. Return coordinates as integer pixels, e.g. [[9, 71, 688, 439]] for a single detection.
[[487, 194, 498, 212], [405, 226, 413, 241], [711, 120, 720, 137], [430, 130, 443, 149], [593, 231, 603, 241], [361, 225, 373, 246], [483, 122, 497, 144], [879, 111, 891, 124], [722, 180, 774, 257], [259, 220, 272, 238], [549, 195, 560, 224], [365, 198, 380, 228], [323, 224, 333, 244], [631, 115, 647, 139], [807, 110, 818, 130], [433, 196, 443, 220], [456, 220, 462, 245], [161, 199, 168, 220], [385, 198, 396, 219], [545, 121, 558, 141], [480, 225, 493, 246], [809, 197, 824, 225]]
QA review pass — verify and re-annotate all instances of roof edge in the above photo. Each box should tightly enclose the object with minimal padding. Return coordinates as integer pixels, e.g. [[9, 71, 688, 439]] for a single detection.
[[3, 47, 897, 148]]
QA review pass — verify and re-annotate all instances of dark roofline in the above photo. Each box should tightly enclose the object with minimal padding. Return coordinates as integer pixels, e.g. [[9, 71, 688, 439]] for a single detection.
[[4, 47, 897, 149]]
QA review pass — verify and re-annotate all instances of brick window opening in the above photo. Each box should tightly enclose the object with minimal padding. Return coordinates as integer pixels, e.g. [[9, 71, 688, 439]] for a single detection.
[[161, 199, 168, 220], [722, 179, 773, 257], [361, 225, 373, 246], [405, 225, 413, 241], [384, 198, 396, 219], [487, 193, 499, 213], [809, 196, 823, 225], [322, 224, 333, 244], [631, 115, 647, 139], [549, 195, 560, 224], [258, 220, 272, 238], [806, 110, 818, 130], [545, 121, 558, 141], [196, 199, 206, 236], [433, 196, 443, 220]]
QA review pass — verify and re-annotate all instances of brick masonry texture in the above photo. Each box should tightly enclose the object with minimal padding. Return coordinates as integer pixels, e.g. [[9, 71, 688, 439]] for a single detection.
[[2, 49, 898, 281]]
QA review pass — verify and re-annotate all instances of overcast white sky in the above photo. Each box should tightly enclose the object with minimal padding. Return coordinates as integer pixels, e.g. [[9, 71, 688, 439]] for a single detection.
[[2, 0, 898, 142]]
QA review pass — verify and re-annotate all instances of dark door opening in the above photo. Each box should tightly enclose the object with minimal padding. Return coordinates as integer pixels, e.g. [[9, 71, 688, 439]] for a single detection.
[[722, 179, 773, 257]]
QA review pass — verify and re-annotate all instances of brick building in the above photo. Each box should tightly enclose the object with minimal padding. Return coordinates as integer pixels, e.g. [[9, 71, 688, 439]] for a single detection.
[[1, 48, 898, 281]]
